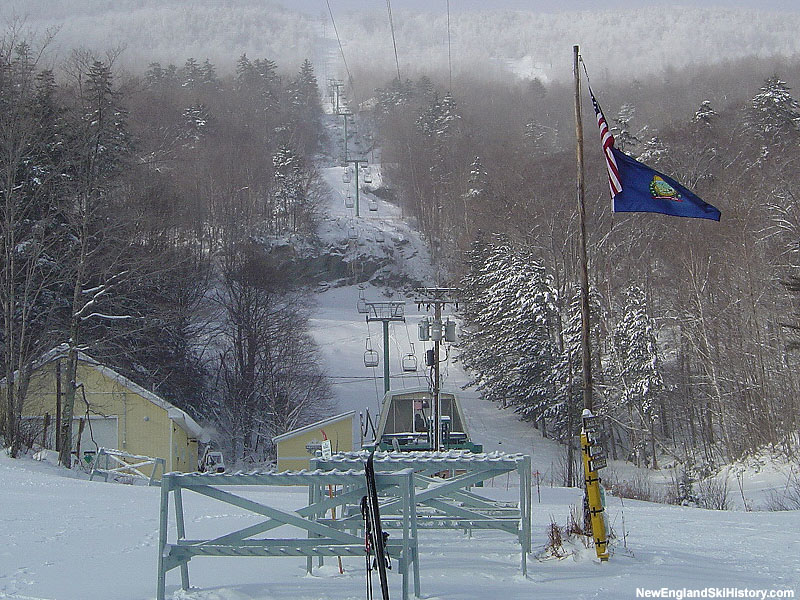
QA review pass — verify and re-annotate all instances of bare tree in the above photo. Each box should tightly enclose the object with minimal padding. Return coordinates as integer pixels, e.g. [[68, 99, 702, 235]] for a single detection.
[[0, 30, 65, 457]]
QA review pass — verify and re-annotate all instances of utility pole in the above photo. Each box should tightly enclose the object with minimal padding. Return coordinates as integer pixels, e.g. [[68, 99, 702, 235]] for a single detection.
[[344, 157, 368, 217], [415, 288, 458, 451], [365, 301, 405, 395]]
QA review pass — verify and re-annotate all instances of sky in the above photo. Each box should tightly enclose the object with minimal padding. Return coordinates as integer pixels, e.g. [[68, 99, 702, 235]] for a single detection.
[[281, 0, 800, 14]]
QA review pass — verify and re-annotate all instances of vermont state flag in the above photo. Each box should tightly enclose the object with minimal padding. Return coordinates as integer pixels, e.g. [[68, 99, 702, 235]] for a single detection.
[[611, 147, 721, 221]]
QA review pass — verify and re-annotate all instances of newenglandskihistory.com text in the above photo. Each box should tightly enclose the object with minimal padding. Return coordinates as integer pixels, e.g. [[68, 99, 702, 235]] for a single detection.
[[636, 589, 795, 600]]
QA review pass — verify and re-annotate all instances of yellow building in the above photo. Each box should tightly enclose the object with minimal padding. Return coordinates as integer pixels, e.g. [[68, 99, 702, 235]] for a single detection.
[[4, 346, 208, 472], [272, 411, 355, 471]]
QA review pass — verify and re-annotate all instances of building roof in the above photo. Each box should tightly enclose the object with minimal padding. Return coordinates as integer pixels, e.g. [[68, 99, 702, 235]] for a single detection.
[[272, 411, 356, 443], [12, 344, 209, 443]]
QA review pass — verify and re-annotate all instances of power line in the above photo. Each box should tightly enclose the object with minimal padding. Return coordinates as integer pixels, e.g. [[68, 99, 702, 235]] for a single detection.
[[325, 0, 355, 98], [386, 0, 402, 83]]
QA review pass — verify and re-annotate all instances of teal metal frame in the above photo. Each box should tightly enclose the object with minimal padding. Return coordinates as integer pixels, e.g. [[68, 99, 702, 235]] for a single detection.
[[156, 469, 419, 600], [312, 450, 532, 576]]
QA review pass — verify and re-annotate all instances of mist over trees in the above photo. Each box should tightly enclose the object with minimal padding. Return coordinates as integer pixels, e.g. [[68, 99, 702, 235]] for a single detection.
[[5, 1, 800, 92], [0, 28, 331, 466]]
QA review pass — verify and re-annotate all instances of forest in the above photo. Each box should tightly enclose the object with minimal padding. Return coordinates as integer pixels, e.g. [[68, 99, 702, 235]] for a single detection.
[[367, 59, 800, 480], [0, 30, 332, 467]]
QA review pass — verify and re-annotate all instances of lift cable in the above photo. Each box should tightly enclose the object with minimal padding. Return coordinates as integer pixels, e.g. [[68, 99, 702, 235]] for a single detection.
[[403, 319, 425, 387], [366, 318, 382, 407], [446, 0, 453, 91], [326, 0, 356, 99], [386, 0, 402, 83]]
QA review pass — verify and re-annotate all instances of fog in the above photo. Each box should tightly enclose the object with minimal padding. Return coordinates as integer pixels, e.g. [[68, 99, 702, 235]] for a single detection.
[[282, 0, 800, 15], [1, 0, 799, 84]]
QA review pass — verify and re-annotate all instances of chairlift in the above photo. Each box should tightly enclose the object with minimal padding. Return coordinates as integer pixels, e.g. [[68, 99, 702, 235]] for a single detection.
[[368, 200, 378, 212], [342, 168, 352, 184], [348, 226, 358, 240], [345, 194, 355, 209], [357, 288, 369, 314], [375, 229, 385, 243], [402, 343, 418, 372], [364, 169, 373, 184], [364, 338, 379, 368]]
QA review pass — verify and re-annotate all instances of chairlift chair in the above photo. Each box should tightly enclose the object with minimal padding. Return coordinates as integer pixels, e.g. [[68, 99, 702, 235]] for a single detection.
[[368, 200, 378, 212], [364, 170, 373, 184], [342, 168, 352, 184], [402, 343, 418, 372], [364, 339, 379, 368], [357, 288, 369, 314], [345, 194, 355, 209], [348, 226, 358, 240], [375, 229, 385, 243]]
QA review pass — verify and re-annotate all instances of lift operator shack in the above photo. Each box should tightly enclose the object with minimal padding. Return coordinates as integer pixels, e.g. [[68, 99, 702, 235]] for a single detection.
[[371, 387, 482, 453]]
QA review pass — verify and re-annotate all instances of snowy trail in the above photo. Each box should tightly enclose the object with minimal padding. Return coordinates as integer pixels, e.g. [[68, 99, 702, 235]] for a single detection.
[[308, 95, 572, 474]]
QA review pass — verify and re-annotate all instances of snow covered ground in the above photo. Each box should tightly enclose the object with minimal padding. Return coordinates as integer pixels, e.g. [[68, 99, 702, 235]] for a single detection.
[[1, 450, 799, 600]]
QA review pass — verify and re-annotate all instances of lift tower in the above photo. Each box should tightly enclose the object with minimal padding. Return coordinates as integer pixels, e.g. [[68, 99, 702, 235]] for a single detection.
[[344, 157, 369, 217], [365, 301, 406, 395]]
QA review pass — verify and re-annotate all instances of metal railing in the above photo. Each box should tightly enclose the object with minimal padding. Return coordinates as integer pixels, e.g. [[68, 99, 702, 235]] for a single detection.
[[156, 468, 420, 600], [89, 447, 165, 485]]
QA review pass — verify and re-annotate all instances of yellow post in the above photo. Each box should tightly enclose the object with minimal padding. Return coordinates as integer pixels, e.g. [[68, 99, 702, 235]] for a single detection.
[[581, 410, 609, 561]]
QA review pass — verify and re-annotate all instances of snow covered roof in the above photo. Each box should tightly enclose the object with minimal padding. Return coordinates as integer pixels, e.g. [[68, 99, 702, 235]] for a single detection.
[[17, 345, 209, 443], [272, 411, 356, 443]]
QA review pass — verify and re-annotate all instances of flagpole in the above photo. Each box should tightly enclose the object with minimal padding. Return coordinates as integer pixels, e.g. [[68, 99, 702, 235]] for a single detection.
[[573, 45, 594, 414]]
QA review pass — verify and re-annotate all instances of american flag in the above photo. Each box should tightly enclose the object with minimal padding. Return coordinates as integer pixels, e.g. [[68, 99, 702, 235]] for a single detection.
[[589, 87, 622, 198]]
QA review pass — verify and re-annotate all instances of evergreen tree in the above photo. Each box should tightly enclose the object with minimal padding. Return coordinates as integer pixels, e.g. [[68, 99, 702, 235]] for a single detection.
[[417, 91, 460, 140], [0, 43, 70, 456], [460, 238, 559, 422], [375, 78, 413, 117], [611, 103, 640, 154], [272, 143, 310, 234], [287, 59, 322, 154], [692, 100, 716, 127], [547, 288, 585, 444], [200, 59, 218, 90], [80, 60, 131, 177], [181, 58, 201, 90], [235, 54, 256, 92], [57, 58, 133, 468], [749, 75, 800, 146], [461, 156, 489, 237], [463, 157, 488, 205], [612, 285, 664, 468], [144, 62, 164, 88]]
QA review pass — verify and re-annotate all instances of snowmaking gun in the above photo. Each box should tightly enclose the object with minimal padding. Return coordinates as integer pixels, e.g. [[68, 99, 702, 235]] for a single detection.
[[197, 446, 225, 473]]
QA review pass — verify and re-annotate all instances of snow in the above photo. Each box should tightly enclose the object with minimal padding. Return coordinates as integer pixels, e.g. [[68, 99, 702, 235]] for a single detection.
[[1, 450, 799, 600]]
